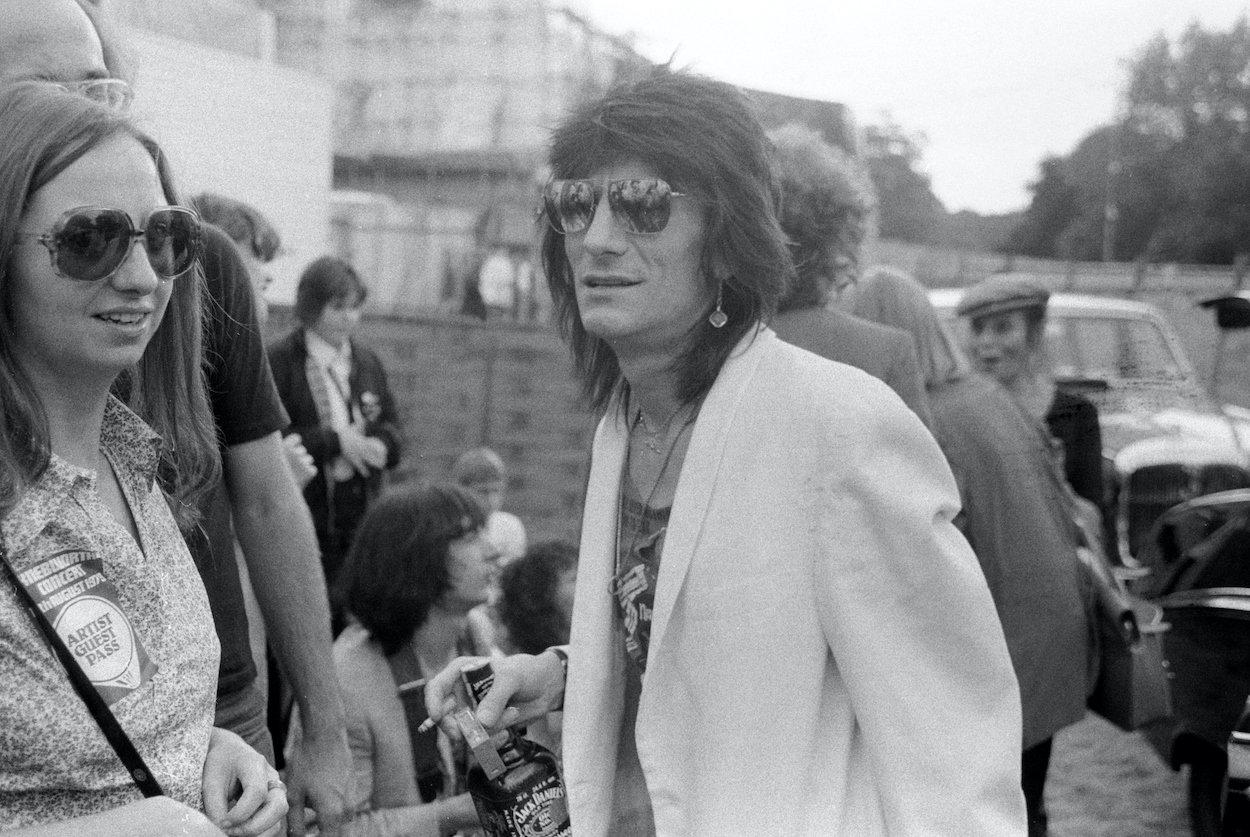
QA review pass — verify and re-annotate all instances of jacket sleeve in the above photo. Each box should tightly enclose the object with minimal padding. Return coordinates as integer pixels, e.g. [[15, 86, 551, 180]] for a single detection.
[[883, 337, 936, 432], [812, 388, 1026, 835], [267, 336, 342, 465]]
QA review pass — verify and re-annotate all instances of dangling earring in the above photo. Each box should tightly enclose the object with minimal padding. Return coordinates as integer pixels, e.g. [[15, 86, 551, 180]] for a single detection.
[[708, 286, 728, 328]]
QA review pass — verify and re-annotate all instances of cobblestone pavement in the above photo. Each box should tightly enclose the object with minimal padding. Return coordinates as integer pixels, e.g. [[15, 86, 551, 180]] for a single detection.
[[1048, 713, 1191, 837]]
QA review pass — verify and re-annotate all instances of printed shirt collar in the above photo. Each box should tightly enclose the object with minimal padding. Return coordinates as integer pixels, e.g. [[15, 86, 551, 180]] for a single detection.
[[2, 397, 163, 557]]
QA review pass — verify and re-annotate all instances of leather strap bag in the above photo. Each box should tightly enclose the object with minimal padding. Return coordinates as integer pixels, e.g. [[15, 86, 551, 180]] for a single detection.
[[1078, 544, 1173, 731], [0, 537, 164, 797]]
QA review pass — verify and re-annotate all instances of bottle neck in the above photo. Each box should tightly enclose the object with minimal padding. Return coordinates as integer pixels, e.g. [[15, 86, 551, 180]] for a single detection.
[[495, 728, 531, 763]]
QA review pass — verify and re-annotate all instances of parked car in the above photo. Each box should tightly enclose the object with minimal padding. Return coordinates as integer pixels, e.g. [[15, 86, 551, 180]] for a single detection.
[[1137, 489, 1250, 836], [929, 286, 1250, 566], [1231, 705, 1250, 836]]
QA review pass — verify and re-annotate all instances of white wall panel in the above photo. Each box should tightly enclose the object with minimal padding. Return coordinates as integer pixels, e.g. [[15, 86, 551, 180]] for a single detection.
[[124, 28, 333, 304]]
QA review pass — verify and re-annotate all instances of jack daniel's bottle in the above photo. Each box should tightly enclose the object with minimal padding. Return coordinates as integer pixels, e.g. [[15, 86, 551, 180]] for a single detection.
[[458, 661, 572, 837]]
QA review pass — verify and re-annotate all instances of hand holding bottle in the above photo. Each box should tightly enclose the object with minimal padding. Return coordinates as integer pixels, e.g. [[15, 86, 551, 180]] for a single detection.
[[422, 651, 565, 736]]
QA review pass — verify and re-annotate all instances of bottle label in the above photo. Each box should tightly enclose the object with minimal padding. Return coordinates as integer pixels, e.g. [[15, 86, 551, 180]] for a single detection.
[[462, 660, 494, 707], [478, 771, 571, 837]]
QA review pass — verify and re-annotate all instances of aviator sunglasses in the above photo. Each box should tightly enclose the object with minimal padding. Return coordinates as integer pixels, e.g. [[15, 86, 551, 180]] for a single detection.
[[543, 178, 687, 235], [17, 206, 202, 282]]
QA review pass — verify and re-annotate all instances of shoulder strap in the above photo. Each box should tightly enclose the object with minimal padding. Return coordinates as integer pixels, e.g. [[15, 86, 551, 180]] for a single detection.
[[386, 646, 445, 803], [0, 538, 164, 797]]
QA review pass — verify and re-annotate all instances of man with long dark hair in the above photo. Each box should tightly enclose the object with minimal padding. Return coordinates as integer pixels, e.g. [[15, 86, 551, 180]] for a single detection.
[[427, 68, 1027, 836]]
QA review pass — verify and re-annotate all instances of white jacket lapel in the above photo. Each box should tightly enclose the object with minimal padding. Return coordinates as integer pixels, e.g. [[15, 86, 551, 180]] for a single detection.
[[645, 327, 772, 672], [564, 407, 628, 835]]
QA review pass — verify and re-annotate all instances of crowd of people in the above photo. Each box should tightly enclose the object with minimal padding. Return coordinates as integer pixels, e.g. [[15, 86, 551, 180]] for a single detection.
[[0, 1, 1219, 836]]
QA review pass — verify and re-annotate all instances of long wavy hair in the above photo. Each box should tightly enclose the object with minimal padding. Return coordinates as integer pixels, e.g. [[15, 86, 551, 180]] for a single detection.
[[849, 266, 970, 390], [0, 82, 218, 528], [541, 67, 793, 414], [769, 123, 877, 313]]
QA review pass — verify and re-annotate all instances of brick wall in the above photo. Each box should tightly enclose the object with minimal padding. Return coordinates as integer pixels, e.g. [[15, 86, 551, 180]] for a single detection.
[[266, 307, 596, 545], [265, 259, 1250, 552]]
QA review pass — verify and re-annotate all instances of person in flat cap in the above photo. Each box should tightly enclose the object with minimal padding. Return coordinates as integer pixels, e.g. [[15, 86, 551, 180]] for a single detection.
[[956, 274, 1105, 524]]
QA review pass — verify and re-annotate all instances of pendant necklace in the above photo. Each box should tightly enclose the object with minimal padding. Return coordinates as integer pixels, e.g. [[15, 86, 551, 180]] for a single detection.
[[633, 401, 696, 457], [610, 399, 701, 600]]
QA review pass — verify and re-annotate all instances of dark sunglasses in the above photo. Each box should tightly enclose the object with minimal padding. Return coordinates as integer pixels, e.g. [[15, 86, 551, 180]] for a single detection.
[[543, 178, 687, 235], [17, 205, 202, 282]]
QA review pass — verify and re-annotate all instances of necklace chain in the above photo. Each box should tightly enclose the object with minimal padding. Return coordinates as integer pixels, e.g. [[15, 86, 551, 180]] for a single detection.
[[633, 403, 695, 457], [613, 405, 699, 599]]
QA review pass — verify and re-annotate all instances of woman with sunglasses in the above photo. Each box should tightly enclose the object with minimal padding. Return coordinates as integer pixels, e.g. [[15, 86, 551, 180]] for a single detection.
[[425, 69, 1026, 836], [0, 83, 284, 836]]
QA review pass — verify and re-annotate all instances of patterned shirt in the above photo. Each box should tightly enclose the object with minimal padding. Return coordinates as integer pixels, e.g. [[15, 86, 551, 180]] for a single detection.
[[608, 480, 668, 837], [0, 397, 219, 827]]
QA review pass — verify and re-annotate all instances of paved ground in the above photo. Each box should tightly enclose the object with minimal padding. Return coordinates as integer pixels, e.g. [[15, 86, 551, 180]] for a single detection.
[[1048, 713, 1191, 837]]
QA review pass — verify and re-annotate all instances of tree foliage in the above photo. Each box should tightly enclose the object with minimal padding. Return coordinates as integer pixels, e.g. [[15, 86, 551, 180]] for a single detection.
[[1007, 17, 1250, 264], [860, 116, 947, 245]]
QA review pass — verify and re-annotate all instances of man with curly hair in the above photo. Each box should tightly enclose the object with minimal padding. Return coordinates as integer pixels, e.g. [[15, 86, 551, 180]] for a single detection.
[[769, 122, 933, 429]]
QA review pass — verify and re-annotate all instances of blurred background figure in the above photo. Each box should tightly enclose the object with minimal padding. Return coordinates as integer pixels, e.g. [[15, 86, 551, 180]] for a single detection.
[[477, 245, 516, 321], [269, 255, 403, 602], [452, 446, 527, 564], [191, 192, 281, 326], [767, 122, 932, 429], [325, 484, 497, 836], [955, 276, 1105, 528], [850, 266, 1090, 837], [191, 192, 316, 488], [494, 540, 578, 656], [267, 255, 402, 758], [491, 540, 578, 758], [190, 193, 315, 712]]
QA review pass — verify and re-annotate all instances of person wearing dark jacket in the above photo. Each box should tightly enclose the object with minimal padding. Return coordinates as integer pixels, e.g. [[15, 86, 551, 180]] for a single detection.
[[268, 256, 402, 600], [955, 275, 1104, 512]]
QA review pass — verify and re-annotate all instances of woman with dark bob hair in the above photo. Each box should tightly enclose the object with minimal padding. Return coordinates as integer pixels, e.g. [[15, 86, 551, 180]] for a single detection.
[[426, 68, 1026, 836], [0, 83, 283, 835], [324, 484, 497, 837], [267, 255, 402, 602]]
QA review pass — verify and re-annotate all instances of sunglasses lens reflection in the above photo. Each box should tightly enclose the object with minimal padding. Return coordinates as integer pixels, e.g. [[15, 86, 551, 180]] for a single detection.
[[51, 208, 199, 281], [546, 178, 675, 235], [548, 180, 595, 234], [55, 209, 131, 281], [608, 179, 672, 234], [145, 209, 198, 278]]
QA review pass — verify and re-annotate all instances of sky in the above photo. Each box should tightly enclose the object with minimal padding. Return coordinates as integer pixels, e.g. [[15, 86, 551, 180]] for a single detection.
[[572, 0, 1248, 216]]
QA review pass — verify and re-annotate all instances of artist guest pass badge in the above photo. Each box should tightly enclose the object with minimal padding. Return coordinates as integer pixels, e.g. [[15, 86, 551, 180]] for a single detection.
[[17, 547, 157, 706]]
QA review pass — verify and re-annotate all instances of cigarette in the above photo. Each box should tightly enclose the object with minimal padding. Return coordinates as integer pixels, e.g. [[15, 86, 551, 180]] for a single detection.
[[417, 717, 436, 734]]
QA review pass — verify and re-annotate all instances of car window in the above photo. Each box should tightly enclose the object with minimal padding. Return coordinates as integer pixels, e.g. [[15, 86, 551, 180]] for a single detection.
[[1045, 319, 1079, 378], [1050, 317, 1184, 381], [938, 305, 1187, 383]]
